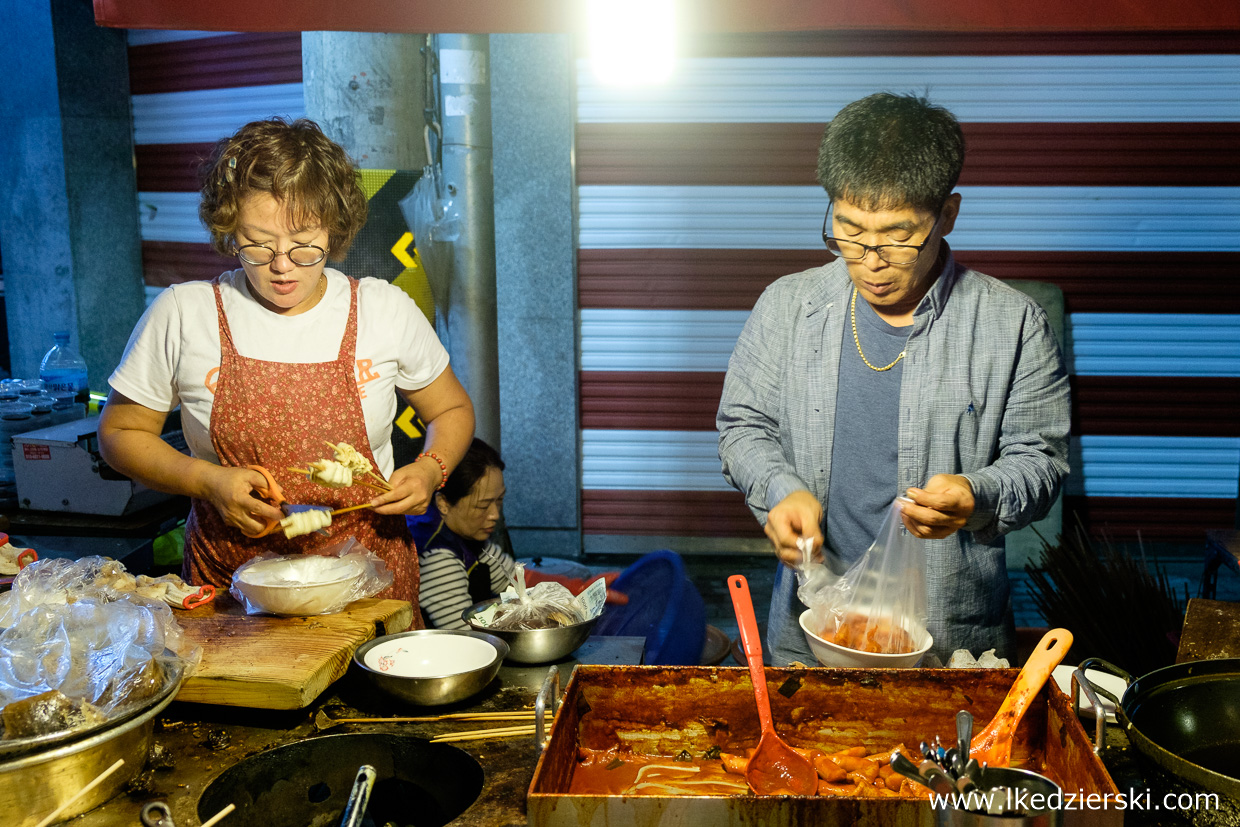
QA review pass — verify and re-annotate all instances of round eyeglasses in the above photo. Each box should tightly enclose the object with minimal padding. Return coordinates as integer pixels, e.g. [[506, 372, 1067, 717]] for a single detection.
[[822, 210, 941, 266], [235, 244, 327, 267]]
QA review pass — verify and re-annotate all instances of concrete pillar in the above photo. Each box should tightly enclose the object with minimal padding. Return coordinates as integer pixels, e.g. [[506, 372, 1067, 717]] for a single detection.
[[491, 34, 581, 558], [0, 0, 146, 389], [301, 32, 428, 170], [436, 34, 500, 451]]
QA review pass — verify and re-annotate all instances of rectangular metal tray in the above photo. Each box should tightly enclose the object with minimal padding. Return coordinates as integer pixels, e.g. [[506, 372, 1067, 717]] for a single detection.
[[529, 665, 1121, 827]]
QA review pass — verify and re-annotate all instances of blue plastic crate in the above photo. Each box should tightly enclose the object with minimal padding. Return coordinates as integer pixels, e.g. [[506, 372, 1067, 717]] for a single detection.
[[594, 550, 706, 665]]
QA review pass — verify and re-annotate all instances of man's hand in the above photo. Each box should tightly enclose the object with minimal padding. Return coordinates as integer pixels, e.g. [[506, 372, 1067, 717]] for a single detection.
[[901, 474, 975, 539], [765, 490, 823, 566]]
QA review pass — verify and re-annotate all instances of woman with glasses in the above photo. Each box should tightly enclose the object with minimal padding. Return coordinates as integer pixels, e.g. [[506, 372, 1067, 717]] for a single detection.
[[99, 118, 474, 611]]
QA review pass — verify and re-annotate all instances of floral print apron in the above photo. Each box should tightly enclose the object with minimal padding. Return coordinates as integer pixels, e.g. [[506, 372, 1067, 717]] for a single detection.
[[183, 277, 420, 617]]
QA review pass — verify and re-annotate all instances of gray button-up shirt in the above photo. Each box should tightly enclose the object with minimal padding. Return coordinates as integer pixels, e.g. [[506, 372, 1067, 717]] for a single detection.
[[717, 251, 1070, 663]]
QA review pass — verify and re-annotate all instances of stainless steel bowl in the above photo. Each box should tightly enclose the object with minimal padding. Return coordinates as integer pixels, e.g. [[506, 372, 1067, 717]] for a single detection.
[[462, 601, 598, 664], [353, 630, 508, 706]]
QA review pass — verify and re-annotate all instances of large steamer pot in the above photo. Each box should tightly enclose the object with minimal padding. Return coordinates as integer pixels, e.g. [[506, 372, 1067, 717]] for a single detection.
[[0, 667, 184, 827], [1077, 657, 1240, 800]]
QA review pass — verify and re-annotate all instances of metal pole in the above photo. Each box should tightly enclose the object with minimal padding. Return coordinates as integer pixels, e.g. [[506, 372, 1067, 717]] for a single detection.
[[437, 34, 500, 450]]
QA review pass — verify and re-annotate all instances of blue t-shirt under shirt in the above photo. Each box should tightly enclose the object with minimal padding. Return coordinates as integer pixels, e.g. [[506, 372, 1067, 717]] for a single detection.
[[824, 292, 909, 567]]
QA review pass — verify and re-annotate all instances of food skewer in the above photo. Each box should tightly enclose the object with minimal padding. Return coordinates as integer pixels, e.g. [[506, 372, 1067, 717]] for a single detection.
[[286, 466, 390, 493], [278, 501, 377, 538], [324, 440, 393, 491]]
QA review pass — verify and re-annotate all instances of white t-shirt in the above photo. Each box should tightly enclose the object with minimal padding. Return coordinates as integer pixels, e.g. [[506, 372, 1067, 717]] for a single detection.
[[108, 268, 450, 475]]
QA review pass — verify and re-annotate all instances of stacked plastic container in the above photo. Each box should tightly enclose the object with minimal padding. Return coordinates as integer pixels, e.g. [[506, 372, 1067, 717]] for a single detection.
[[0, 334, 90, 508]]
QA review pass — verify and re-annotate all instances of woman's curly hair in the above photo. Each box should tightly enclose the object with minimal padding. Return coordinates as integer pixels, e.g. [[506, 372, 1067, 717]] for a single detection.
[[198, 118, 368, 261]]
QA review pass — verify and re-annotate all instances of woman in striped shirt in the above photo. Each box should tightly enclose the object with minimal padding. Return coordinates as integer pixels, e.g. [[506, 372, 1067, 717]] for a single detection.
[[409, 438, 513, 630], [411, 438, 628, 629]]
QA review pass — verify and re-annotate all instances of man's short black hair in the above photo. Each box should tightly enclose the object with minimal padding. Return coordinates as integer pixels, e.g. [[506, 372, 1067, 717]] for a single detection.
[[816, 92, 965, 215]]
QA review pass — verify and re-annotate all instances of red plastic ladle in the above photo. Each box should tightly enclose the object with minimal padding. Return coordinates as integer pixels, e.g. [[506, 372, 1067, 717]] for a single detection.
[[728, 574, 818, 796]]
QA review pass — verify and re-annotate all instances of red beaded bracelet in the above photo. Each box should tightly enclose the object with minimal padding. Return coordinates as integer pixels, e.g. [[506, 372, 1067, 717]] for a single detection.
[[418, 451, 448, 490]]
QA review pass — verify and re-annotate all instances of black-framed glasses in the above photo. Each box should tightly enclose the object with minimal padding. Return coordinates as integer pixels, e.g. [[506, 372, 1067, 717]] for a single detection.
[[822, 208, 941, 265], [235, 244, 327, 267]]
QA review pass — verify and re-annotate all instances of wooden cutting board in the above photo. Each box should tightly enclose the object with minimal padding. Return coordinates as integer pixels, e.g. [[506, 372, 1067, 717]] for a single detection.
[[174, 594, 414, 709]]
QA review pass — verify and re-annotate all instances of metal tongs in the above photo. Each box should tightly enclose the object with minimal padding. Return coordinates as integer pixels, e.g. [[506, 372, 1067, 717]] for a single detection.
[[889, 710, 983, 797]]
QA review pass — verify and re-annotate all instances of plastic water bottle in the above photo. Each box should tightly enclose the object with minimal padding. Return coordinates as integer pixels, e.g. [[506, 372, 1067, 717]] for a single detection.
[[39, 332, 90, 405]]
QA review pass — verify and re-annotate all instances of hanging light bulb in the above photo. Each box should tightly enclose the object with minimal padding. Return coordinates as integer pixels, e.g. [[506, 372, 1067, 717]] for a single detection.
[[586, 0, 676, 86]]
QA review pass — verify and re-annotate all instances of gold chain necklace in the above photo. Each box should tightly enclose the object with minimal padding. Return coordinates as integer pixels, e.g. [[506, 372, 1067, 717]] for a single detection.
[[851, 287, 905, 372]]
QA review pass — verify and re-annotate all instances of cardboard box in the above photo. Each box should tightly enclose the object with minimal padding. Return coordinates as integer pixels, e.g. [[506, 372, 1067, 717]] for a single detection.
[[12, 415, 184, 515]]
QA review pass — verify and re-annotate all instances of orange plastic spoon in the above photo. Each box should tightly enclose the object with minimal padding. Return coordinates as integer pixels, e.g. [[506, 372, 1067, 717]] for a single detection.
[[970, 627, 1073, 767], [728, 575, 818, 796]]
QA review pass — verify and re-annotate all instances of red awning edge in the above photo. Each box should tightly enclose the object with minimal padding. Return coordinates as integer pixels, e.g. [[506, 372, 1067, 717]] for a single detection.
[[94, 0, 1240, 35]]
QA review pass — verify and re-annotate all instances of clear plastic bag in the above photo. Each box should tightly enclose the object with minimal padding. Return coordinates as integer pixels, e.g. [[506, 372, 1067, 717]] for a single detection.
[[798, 497, 929, 655], [0, 557, 200, 730], [0, 556, 211, 624], [230, 537, 393, 616], [398, 164, 459, 343], [477, 563, 589, 631]]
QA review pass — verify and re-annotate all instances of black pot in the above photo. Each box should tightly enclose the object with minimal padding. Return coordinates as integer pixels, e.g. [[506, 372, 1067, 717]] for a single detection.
[[1077, 657, 1240, 801]]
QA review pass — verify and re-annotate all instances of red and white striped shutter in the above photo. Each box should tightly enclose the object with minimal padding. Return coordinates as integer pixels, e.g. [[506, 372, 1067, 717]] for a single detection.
[[128, 31, 305, 295], [576, 32, 1240, 548]]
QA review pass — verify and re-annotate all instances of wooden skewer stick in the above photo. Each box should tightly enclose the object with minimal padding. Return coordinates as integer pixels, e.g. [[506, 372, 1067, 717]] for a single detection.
[[325, 711, 537, 724], [200, 802, 237, 827], [34, 758, 125, 827], [430, 725, 537, 743], [433, 724, 538, 737], [330, 502, 377, 517], [366, 470, 393, 491]]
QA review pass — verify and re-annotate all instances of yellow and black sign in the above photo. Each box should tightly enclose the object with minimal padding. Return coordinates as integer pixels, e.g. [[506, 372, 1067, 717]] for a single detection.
[[346, 169, 435, 461], [344, 169, 435, 325]]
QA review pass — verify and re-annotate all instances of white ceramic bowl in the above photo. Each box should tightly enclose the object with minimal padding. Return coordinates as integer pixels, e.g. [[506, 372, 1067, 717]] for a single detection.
[[799, 609, 932, 668], [362, 633, 500, 678], [353, 630, 509, 706], [233, 555, 364, 616]]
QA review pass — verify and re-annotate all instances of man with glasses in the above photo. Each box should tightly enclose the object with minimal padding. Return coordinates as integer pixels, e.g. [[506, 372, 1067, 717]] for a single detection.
[[718, 93, 1070, 665]]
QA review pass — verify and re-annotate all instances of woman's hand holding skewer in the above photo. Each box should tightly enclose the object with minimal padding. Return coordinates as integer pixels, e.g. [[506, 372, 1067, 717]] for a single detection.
[[369, 458, 441, 516]]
